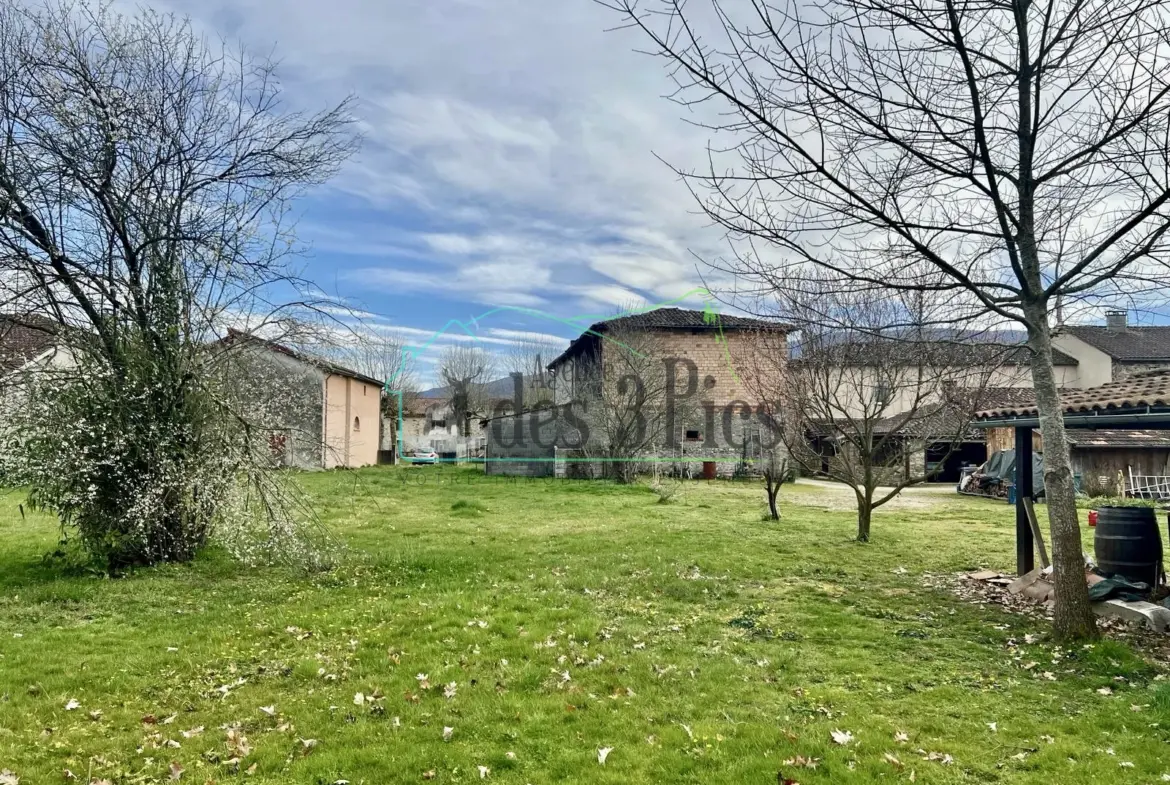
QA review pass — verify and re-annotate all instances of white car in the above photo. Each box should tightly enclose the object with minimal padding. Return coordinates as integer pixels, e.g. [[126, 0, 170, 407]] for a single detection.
[[405, 449, 438, 465]]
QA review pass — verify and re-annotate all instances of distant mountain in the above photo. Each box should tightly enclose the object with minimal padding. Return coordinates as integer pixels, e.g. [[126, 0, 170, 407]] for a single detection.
[[418, 376, 517, 399]]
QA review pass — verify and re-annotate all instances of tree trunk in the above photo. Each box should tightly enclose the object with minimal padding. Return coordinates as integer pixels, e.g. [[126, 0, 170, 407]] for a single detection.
[[765, 474, 780, 520], [1026, 310, 1098, 640], [857, 500, 872, 542]]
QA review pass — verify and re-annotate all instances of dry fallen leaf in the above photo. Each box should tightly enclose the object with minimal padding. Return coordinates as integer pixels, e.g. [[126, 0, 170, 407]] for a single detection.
[[422, 772, 435, 781], [226, 728, 252, 758], [883, 753, 903, 769], [259, 705, 276, 717], [830, 729, 854, 746], [477, 765, 490, 779], [598, 747, 614, 765], [442, 727, 454, 742], [894, 731, 909, 743], [782, 756, 819, 769], [0, 770, 18, 785], [168, 761, 184, 781], [64, 699, 80, 711]]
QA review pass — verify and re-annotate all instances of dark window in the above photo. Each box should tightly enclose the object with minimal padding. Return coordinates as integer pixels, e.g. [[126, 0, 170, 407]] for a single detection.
[[685, 429, 702, 441], [353, 416, 361, 432], [873, 382, 892, 405]]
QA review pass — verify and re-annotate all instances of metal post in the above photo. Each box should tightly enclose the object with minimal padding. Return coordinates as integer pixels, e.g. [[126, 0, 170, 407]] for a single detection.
[[1015, 426, 1035, 576]]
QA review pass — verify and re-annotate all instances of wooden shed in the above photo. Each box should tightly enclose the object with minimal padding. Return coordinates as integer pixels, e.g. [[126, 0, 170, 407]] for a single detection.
[[974, 370, 1170, 575]]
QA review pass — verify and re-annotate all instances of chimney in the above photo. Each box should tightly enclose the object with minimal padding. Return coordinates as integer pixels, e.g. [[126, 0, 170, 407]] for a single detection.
[[1105, 310, 1128, 332]]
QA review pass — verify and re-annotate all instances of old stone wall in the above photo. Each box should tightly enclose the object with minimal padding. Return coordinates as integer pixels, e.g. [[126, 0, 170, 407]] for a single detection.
[[1113, 361, 1170, 380], [546, 328, 787, 478]]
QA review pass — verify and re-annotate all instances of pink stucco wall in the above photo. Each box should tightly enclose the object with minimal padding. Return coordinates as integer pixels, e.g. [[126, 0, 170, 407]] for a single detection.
[[323, 374, 381, 468]]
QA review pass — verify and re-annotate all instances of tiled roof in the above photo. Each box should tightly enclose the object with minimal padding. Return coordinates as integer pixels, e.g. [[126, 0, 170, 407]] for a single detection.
[[871, 401, 980, 439], [979, 369, 1170, 418], [0, 313, 61, 373], [593, 306, 790, 332], [1062, 325, 1170, 361], [792, 337, 1077, 367], [974, 386, 1037, 410], [1066, 429, 1170, 449], [222, 329, 383, 387], [547, 307, 789, 369], [870, 385, 1039, 438]]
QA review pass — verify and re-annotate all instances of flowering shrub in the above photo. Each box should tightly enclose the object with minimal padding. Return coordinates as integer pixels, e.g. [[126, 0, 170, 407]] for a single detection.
[[0, 341, 332, 573]]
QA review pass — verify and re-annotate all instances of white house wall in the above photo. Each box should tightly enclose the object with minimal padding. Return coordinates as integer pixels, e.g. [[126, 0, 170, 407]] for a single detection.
[[1051, 333, 1113, 388]]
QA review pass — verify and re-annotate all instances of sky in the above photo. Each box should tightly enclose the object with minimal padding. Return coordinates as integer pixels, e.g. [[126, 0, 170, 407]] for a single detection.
[[149, 0, 735, 383]]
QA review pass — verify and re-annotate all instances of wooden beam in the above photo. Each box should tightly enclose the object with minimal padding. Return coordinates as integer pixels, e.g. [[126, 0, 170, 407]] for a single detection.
[[1022, 496, 1050, 569], [1015, 426, 1035, 576]]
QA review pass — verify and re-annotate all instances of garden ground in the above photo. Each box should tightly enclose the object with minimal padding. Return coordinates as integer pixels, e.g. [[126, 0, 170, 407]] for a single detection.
[[1, 467, 1168, 784]]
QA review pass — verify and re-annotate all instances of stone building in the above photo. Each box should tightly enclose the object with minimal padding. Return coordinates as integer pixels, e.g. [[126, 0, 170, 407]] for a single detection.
[[1053, 310, 1170, 385], [483, 307, 790, 478], [221, 330, 383, 470]]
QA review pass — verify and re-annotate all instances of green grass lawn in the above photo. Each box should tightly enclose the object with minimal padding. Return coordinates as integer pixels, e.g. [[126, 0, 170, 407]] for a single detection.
[[1, 467, 1168, 783]]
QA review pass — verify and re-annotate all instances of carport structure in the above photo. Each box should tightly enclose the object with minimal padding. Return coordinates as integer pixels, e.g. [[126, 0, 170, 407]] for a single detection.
[[974, 370, 1170, 576]]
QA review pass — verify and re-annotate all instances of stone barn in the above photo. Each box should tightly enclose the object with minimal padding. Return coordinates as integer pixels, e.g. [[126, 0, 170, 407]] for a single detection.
[[483, 307, 790, 478]]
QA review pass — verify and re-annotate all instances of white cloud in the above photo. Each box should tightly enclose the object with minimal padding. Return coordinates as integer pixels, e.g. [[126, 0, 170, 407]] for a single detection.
[[153, 0, 729, 313]]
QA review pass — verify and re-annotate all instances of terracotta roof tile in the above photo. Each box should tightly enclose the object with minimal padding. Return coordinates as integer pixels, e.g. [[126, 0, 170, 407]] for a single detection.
[[979, 369, 1170, 418]]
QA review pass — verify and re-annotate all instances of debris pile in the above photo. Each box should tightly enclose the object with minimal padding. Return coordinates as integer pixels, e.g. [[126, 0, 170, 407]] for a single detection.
[[935, 568, 1170, 665]]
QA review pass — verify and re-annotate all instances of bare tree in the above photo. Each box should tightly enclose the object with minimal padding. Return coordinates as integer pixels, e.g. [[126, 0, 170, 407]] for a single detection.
[[0, 2, 355, 569], [438, 344, 497, 435], [505, 338, 557, 410], [761, 452, 788, 521], [601, 0, 1170, 638], [571, 326, 687, 483], [740, 285, 1006, 541], [343, 333, 413, 392]]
